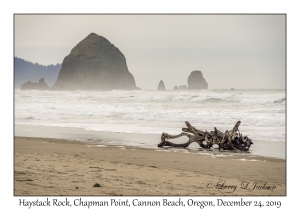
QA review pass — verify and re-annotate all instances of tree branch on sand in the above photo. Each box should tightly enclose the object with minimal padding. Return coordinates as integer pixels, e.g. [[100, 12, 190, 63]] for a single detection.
[[158, 121, 253, 151]]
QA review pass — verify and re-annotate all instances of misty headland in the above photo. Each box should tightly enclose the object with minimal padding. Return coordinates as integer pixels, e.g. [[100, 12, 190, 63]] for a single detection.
[[14, 57, 61, 89]]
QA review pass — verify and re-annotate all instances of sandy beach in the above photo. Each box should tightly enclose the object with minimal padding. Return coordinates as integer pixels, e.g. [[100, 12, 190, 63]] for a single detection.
[[14, 136, 286, 196]]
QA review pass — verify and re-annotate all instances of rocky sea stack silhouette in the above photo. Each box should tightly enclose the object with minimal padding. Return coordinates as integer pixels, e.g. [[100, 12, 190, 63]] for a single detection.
[[157, 80, 166, 91], [52, 33, 137, 90], [21, 78, 50, 90], [188, 70, 208, 89]]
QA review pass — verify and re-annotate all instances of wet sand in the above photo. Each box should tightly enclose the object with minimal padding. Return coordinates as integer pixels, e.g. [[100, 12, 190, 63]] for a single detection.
[[14, 136, 286, 196], [15, 124, 286, 159]]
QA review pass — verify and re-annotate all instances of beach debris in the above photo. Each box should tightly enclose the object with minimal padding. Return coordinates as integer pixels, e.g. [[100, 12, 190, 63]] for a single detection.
[[158, 121, 253, 152], [93, 183, 101, 187]]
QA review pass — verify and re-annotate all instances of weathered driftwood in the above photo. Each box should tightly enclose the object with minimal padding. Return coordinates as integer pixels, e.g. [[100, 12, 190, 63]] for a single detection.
[[158, 121, 253, 151]]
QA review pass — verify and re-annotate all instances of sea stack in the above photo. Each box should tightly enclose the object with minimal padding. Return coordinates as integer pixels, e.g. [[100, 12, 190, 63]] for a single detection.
[[173, 85, 178, 90], [52, 33, 137, 90], [157, 80, 166, 91], [187, 70, 208, 89], [21, 78, 50, 90]]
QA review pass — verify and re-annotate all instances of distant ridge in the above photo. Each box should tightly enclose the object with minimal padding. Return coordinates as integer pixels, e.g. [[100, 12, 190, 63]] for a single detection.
[[14, 57, 61, 89]]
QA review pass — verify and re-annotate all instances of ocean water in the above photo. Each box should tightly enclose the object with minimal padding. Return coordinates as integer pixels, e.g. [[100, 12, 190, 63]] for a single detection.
[[14, 89, 285, 143]]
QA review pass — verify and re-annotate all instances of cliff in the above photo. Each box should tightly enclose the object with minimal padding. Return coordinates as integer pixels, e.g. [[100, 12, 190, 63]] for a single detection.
[[52, 33, 136, 90], [187, 71, 208, 89]]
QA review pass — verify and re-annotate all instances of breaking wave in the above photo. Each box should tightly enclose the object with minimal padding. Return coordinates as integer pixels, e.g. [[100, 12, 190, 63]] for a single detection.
[[15, 89, 285, 142]]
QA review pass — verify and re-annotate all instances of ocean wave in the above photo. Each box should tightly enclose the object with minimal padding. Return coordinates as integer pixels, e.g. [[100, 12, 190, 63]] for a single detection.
[[274, 98, 286, 103], [15, 89, 285, 104], [15, 89, 285, 142]]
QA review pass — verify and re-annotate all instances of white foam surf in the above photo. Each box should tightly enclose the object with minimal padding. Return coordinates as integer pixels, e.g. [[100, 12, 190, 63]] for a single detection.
[[15, 89, 285, 142]]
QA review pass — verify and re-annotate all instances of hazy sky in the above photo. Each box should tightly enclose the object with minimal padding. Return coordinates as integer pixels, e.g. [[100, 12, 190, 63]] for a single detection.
[[15, 15, 285, 89]]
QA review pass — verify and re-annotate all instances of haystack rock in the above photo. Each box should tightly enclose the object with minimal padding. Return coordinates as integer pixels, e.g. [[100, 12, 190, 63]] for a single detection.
[[157, 80, 166, 91], [52, 33, 137, 90], [21, 78, 50, 90], [187, 70, 208, 89]]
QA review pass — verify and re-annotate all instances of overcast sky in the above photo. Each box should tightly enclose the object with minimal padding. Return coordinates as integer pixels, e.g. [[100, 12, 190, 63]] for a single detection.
[[15, 15, 285, 89]]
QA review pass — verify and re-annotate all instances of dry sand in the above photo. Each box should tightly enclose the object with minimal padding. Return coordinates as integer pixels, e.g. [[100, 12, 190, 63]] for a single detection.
[[14, 136, 286, 196]]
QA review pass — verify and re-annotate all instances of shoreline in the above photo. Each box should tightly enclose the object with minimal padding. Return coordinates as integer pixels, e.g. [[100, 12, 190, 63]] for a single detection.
[[14, 136, 286, 196], [15, 124, 286, 160]]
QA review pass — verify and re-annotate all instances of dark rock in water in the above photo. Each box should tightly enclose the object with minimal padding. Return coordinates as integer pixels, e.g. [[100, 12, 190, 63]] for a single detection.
[[231, 88, 235, 90], [157, 80, 166, 91], [173, 85, 178, 90], [52, 33, 137, 90], [21, 78, 50, 90], [178, 85, 188, 90], [187, 70, 208, 89]]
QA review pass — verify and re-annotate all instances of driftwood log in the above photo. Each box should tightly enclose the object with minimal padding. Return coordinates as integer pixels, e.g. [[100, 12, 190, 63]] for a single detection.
[[158, 121, 253, 151]]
